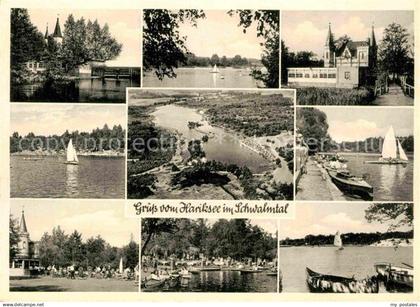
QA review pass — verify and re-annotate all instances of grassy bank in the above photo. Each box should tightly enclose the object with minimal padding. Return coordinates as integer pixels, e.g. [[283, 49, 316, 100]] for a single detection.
[[297, 87, 375, 106]]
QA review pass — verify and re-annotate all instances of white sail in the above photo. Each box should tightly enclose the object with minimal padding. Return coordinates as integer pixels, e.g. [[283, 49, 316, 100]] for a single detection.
[[212, 64, 219, 73], [119, 257, 123, 274], [382, 126, 397, 159], [333, 231, 343, 248], [66, 139, 79, 163], [397, 140, 408, 161]]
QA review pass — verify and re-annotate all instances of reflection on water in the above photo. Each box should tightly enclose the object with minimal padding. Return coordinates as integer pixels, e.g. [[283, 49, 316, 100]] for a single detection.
[[65, 164, 79, 197], [11, 155, 125, 198], [343, 153, 413, 201], [280, 246, 413, 293], [156, 270, 277, 292], [12, 78, 139, 103], [152, 104, 281, 174], [143, 67, 259, 88]]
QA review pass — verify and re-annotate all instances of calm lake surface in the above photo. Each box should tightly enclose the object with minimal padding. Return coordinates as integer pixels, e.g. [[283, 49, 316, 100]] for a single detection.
[[153, 270, 277, 292], [280, 246, 413, 293], [12, 78, 139, 103], [10, 156, 125, 198], [143, 67, 259, 88], [342, 153, 413, 201], [152, 104, 278, 174]]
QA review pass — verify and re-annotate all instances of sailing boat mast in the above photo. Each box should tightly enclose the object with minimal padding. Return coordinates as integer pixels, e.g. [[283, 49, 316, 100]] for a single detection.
[[65, 139, 79, 165]]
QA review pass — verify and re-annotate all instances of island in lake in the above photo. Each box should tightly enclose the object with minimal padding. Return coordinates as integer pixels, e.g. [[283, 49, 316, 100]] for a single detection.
[[127, 89, 294, 200]]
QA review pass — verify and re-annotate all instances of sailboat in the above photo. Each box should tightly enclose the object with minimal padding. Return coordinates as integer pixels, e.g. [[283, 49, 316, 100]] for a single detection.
[[210, 64, 220, 73], [365, 126, 409, 165], [65, 139, 79, 165], [334, 231, 344, 250]]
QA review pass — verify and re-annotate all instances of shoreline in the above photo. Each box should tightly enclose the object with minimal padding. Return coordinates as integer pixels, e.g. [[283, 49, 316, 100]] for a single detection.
[[11, 151, 125, 157]]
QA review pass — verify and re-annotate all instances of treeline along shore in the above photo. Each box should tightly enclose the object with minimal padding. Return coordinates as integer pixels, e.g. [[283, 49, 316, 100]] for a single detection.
[[10, 124, 125, 156], [280, 230, 413, 247]]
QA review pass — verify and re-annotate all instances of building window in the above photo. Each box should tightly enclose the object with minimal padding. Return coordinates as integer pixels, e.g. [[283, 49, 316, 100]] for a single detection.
[[326, 51, 329, 59], [312, 74, 318, 78], [344, 71, 351, 80], [320, 73, 327, 78], [328, 73, 336, 78], [304, 73, 310, 78], [288, 73, 295, 78], [296, 73, 303, 78]]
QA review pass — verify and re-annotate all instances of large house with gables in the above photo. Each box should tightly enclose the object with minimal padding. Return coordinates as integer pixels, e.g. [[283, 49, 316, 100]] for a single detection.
[[287, 23, 378, 88]]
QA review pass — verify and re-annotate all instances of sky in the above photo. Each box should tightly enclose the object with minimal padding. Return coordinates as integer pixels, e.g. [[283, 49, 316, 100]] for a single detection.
[[316, 107, 413, 142], [282, 11, 414, 58], [28, 9, 141, 66], [177, 10, 265, 59], [279, 203, 412, 240], [10, 200, 139, 247], [11, 104, 126, 136]]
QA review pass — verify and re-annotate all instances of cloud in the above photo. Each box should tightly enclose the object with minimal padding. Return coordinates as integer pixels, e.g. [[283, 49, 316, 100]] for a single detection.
[[329, 119, 384, 142]]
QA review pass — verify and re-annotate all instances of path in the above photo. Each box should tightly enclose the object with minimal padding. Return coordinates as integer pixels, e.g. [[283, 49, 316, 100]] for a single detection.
[[373, 84, 414, 106], [296, 158, 346, 201]]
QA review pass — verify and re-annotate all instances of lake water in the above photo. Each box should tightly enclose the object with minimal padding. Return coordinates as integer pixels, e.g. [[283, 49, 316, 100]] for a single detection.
[[279, 246, 413, 293], [10, 155, 125, 198], [152, 104, 281, 174], [147, 270, 277, 292], [341, 153, 413, 201], [143, 67, 260, 88], [12, 78, 139, 103]]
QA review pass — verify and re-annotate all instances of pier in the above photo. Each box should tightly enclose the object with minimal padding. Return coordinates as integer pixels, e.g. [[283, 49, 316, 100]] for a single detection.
[[296, 158, 346, 201]]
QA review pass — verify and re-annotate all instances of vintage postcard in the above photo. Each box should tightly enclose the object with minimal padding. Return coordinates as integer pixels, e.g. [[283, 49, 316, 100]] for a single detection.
[[0, 0, 418, 304]]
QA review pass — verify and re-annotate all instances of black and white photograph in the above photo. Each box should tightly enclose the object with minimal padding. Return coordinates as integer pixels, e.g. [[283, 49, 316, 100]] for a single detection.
[[10, 104, 126, 198], [141, 218, 278, 292], [295, 107, 413, 201], [127, 89, 294, 200], [9, 200, 140, 292], [10, 9, 141, 102], [282, 11, 414, 105], [279, 202, 413, 293], [143, 10, 279, 88]]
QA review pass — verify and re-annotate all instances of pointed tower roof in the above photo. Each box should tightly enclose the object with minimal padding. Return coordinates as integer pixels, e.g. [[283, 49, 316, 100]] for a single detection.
[[19, 209, 28, 233], [44, 23, 49, 39], [325, 22, 334, 46], [53, 16, 62, 38], [370, 24, 377, 47]]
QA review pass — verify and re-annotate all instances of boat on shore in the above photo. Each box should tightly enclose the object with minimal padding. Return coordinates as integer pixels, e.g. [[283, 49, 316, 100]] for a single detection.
[[365, 126, 409, 165], [374, 262, 413, 290], [327, 169, 373, 200], [306, 267, 379, 293]]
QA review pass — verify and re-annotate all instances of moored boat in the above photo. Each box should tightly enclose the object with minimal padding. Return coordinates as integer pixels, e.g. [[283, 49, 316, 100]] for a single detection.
[[327, 169, 373, 200], [374, 262, 413, 290], [306, 267, 378, 293]]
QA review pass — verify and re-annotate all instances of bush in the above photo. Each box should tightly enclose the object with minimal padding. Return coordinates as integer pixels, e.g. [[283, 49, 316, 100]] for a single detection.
[[296, 87, 375, 106]]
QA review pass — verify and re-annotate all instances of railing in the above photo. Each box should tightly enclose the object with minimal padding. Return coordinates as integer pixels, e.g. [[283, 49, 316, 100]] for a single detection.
[[399, 76, 415, 98]]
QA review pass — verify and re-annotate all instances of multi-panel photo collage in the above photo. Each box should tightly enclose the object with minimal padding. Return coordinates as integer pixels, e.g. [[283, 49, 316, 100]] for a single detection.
[[7, 8, 414, 295]]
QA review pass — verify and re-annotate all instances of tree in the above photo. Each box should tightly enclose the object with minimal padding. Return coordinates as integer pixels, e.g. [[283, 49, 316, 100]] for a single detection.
[[297, 108, 331, 154], [143, 9, 206, 79], [9, 216, 20, 260], [365, 203, 413, 231], [141, 219, 178, 255], [122, 240, 140, 269], [61, 15, 122, 73], [228, 10, 280, 88], [379, 23, 412, 80], [63, 230, 84, 265], [10, 9, 46, 83]]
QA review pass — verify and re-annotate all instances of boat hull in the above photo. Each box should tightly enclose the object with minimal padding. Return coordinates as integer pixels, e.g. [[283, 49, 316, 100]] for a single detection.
[[328, 171, 373, 200], [64, 161, 79, 165]]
